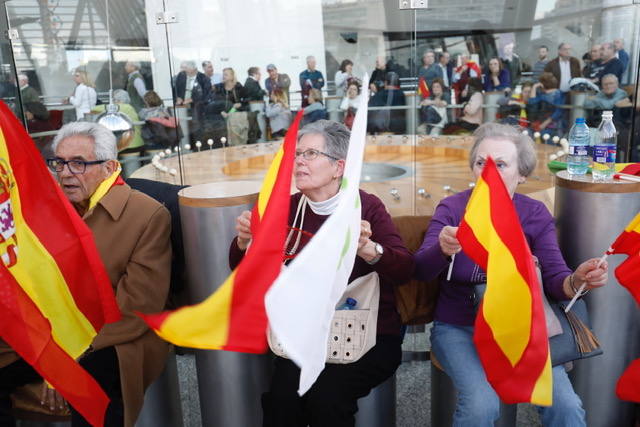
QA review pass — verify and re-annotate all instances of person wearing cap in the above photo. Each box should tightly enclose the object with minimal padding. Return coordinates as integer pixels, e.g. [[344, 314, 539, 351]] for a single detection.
[[265, 64, 291, 107]]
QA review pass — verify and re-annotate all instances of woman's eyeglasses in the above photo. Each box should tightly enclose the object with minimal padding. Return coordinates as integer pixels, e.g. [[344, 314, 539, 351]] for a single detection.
[[295, 149, 340, 161]]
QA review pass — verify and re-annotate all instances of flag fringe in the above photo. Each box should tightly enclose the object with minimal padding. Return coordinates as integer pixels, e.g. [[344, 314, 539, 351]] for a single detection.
[[565, 310, 600, 354]]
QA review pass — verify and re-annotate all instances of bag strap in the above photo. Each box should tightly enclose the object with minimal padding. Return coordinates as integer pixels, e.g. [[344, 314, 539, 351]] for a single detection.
[[284, 195, 307, 257]]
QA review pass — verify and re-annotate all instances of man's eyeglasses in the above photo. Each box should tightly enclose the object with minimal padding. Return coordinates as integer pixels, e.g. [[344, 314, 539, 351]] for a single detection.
[[295, 149, 340, 161], [46, 158, 106, 174]]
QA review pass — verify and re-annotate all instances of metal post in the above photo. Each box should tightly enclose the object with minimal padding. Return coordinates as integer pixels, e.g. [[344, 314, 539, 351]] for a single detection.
[[136, 351, 184, 427], [355, 376, 396, 427], [554, 171, 640, 427], [178, 181, 271, 427]]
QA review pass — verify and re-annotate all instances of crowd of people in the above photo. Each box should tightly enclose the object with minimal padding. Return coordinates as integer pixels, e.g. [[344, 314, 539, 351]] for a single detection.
[[8, 37, 639, 164], [409, 39, 636, 140]]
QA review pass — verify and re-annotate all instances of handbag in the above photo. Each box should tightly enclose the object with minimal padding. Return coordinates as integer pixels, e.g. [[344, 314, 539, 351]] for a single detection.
[[548, 298, 602, 366], [473, 265, 602, 366], [268, 271, 380, 364]]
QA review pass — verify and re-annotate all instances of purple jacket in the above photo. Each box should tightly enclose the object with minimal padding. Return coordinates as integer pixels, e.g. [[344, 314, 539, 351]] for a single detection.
[[230, 190, 414, 336], [414, 189, 571, 326]]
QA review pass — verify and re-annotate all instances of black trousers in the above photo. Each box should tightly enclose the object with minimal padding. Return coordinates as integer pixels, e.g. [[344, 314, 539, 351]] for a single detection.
[[0, 358, 41, 427], [262, 335, 402, 427], [70, 346, 124, 427]]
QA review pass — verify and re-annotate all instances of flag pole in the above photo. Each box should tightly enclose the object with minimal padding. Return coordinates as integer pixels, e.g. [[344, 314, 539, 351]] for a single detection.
[[446, 253, 456, 281], [564, 252, 608, 313]]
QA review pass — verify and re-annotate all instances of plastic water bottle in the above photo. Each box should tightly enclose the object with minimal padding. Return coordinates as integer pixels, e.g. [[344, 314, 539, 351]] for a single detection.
[[566, 117, 590, 176], [592, 111, 617, 182], [337, 297, 357, 310]]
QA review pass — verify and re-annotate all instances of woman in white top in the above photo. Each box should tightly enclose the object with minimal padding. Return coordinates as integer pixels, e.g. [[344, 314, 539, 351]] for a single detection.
[[334, 59, 353, 97], [67, 69, 97, 120]]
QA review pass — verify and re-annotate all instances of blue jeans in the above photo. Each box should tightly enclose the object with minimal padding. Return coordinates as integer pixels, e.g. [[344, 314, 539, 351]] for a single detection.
[[431, 321, 585, 427]]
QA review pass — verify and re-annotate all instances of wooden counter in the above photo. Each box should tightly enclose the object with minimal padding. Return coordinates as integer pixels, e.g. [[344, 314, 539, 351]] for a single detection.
[[131, 135, 558, 216]]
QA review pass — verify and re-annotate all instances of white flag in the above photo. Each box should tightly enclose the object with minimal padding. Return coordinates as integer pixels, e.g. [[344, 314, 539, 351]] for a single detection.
[[265, 76, 370, 395]]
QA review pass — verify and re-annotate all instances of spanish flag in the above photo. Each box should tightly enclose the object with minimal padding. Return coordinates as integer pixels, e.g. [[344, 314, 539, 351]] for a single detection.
[[0, 101, 120, 426], [607, 211, 640, 402], [457, 156, 553, 405], [607, 211, 640, 301], [418, 77, 430, 99], [141, 111, 302, 352]]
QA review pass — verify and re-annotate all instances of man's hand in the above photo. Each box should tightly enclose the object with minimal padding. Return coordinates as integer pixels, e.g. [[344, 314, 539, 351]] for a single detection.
[[41, 382, 67, 412], [235, 210, 252, 250]]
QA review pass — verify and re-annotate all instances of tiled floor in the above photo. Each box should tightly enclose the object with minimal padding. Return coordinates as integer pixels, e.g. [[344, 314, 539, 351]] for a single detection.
[[175, 346, 543, 427]]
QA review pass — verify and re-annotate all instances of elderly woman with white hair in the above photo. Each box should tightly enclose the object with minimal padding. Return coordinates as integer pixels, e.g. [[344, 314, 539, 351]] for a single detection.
[[231, 120, 413, 426], [414, 122, 609, 427]]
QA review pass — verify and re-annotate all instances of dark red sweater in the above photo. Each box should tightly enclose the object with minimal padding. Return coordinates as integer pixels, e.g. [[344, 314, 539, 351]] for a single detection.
[[230, 190, 414, 336]]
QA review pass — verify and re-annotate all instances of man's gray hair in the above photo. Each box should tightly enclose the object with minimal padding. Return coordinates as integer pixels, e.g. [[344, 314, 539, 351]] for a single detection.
[[469, 122, 537, 177], [306, 55, 315, 62], [298, 120, 350, 161], [601, 73, 619, 84], [127, 61, 141, 70], [52, 122, 117, 161], [183, 60, 197, 70], [113, 89, 131, 104], [17, 73, 28, 83]]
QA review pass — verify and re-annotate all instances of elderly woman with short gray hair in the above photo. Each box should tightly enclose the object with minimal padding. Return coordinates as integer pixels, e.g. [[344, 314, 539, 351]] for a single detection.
[[230, 120, 413, 426], [414, 122, 608, 426]]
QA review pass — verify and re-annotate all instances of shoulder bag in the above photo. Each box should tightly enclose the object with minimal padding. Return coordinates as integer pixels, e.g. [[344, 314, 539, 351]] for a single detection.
[[268, 271, 380, 364]]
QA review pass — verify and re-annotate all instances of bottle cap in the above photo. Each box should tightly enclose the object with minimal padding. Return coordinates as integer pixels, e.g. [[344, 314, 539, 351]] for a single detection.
[[602, 110, 613, 118], [575, 117, 585, 124]]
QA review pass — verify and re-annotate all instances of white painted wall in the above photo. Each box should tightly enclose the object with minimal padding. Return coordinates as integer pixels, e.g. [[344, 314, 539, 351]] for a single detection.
[[145, 0, 327, 103]]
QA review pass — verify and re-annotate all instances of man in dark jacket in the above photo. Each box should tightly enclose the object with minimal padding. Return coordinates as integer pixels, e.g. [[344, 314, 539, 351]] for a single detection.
[[244, 67, 266, 101], [244, 67, 265, 143], [299, 56, 325, 108], [174, 60, 212, 141], [594, 43, 624, 86], [368, 72, 406, 134], [544, 43, 581, 93]]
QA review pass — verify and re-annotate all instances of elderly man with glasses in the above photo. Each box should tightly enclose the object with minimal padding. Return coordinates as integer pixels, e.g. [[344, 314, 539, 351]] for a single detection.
[[45, 121, 171, 427]]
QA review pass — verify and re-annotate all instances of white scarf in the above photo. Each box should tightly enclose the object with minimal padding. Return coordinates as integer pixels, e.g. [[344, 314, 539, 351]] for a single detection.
[[307, 191, 341, 216]]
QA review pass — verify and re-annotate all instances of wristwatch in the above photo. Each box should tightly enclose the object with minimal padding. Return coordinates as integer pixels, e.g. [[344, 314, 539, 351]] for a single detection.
[[367, 241, 384, 265]]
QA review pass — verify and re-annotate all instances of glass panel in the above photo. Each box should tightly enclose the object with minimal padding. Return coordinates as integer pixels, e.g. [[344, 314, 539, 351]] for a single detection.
[[0, 1, 21, 126], [413, 0, 640, 207], [4, 0, 167, 178]]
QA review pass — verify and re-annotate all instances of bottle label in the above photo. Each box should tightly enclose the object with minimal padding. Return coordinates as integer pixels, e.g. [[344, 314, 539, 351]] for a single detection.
[[569, 146, 588, 156], [592, 145, 616, 163]]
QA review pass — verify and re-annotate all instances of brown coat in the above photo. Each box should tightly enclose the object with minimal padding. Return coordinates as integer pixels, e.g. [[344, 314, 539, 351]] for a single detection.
[[85, 183, 172, 427], [543, 57, 581, 86], [1, 184, 171, 425]]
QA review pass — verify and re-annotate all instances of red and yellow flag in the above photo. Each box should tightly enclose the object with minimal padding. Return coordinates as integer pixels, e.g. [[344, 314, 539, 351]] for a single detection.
[[141, 111, 302, 352], [606, 211, 640, 402], [0, 101, 120, 426], [606, 211, 640, 301], [457, 156, 552, 405], [418, 77, 430, 99]]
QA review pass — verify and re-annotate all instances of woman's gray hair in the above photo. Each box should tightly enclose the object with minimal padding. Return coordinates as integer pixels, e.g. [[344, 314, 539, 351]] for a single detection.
[[112, 89, 131, 104], [52, 122, 117, 161], [469, 122, 537, 177], [298, 120, 350, 161]]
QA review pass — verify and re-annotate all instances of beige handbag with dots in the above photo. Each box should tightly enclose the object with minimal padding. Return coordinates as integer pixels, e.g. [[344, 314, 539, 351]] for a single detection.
[[268, 271, 380, 364]]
